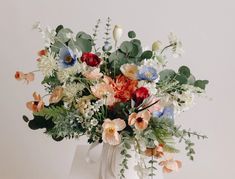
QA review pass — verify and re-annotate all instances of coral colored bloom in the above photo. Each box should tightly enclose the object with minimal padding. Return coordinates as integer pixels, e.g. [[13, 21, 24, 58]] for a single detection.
[[38, 49, 48, 57], [82, 68, 103, 80], [26, 92, 44, 112], [113, 75, 138, 102], [81, 52, 101, 67], [15, 71, 35, 84], [120, 63, 138, 80], [159, 156, 182, 173], [128, 110, 151, 130], [102, 118, 126, 145], [15, 71, 25, 81], [133, 87, 150, 107], [24, 72, 35, 83], [49, 86, 64, 104], [145, 144, 164, 158]]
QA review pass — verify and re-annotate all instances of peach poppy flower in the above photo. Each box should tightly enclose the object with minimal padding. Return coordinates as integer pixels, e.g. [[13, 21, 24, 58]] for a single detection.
[[49, 86, 64, 104], [82, 68, 103, 80], [102, 118, 126, 145], [145, 144, 164, 158], [120, 63, 138, 80], [159, 156, 182, 173], [128, 110, 151, 130], [15, 71, 35, 84], [26, 92, 44, 112], [91, 82, 116, 106]]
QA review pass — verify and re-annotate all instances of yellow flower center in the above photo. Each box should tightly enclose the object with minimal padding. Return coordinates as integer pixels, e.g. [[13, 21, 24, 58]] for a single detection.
[[65, 56, 73, 63], [107, 127, 115, 135], [145, 71, 152, 78]]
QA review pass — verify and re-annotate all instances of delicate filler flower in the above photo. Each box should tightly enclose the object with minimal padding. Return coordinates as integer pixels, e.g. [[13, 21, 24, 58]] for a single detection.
[[81, 52, 101, 67], [41, 26, 56, 47], [128, 110, 151, 130], [120, 63, 138, 80], [113, 75, 138, 102], [59, 47, 77, 68], [82, 67, 103, 80], [168, 32, 184, 58], [137, 66, 159, 81], [102, 118, 126, 145], [38, 52, 57, 77], [15, 71, 35, 84], [113, 25, 123, 46], [159, 156, 182, 173], [145, 144, 164, 158], [26, 92, 44, 112], [63, 83, 85, 104], [132, 87, 150, 107], [49, 86, 64, 104]]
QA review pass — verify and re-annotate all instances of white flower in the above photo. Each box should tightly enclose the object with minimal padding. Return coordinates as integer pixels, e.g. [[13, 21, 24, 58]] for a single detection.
[[91, 118, 98, 126], [142, 59, 160, 71], [41, 26, 56, 47], [138, 81, 158, 95], [63, 83, 85, 104], [168, 32, 184, 58], [113, 25, 123, 46], [37, 52, 57, 77], [32, 21, 42, 32], [152, 41, 162, 51]]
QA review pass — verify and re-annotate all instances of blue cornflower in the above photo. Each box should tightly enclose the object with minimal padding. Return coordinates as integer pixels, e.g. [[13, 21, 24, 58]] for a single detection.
[[137, 66, 158, 81], [59, 47, 77, 68], [152, 106, 174, 120]]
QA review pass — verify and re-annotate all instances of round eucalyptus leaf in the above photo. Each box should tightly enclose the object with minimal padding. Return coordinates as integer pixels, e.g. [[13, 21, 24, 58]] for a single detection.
[[141, 50, 153, 60], [57, 28, 73, 43], [55, 25, 64, 33], [120, 41, 133, 54], [178, 66, 191, 78], [159, 69, 176, 81], [176, 74, 188, 84], [194, 80, 209, 90], [188, 75, 196, 85], [128, 31, 136, 38]]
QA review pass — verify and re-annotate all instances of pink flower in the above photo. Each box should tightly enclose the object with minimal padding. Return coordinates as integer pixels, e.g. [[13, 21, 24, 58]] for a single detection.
[[49, 86, 64, 104], [145, 144, 164, 158], [82, 68, 103, 80], [159, 156, 182, 173], [102, 118, 126, 145], [26, 92, 44, 112], [128, 110, 151, 130], [15, 71, 35, 84]]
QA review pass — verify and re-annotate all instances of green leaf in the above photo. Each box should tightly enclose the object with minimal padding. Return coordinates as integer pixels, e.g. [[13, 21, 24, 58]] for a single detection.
[[22, 115, 29, 123], [159, 69, 176, 81], [140, 50, 153, 60], [76, 31, 92, 40], [56, 25, 64, 33], [175, 74, 188, 84], [178, 66, 191, 78], [188, 74, 196, 85], [194, 80, 209, 90], [120, 41, 133, 54], [128, 31, 136, 38], [75, 38, 92, 52], [57, 28, 73, 43]]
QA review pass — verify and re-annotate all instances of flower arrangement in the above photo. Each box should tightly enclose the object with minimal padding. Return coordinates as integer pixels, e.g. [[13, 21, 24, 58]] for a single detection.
[[16, 18, 209, 178]]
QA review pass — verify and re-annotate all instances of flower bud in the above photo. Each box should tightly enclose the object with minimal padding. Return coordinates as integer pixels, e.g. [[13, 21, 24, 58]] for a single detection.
[[113, 25, 123, 43], [152, 41, 161, 51]]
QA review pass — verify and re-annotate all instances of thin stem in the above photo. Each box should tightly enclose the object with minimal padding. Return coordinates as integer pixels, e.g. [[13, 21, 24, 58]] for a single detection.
[[160, 43, 175, 54], [136, 99, 160, 113]]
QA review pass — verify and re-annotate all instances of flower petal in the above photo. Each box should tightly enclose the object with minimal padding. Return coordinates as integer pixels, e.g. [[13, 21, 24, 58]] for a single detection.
[[113, 118, 126, 131]]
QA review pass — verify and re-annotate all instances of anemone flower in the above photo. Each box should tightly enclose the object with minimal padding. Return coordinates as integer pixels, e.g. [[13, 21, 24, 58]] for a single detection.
[[102, 118, 126, 145], [145, 144, 164, 158], [49, 86, 64, 104], [159, 156, 182, 173], [137, 66, 158, 81], [26, 92, 44, 112], [59, 47, 77, 68], [128, 110, 151, 131]]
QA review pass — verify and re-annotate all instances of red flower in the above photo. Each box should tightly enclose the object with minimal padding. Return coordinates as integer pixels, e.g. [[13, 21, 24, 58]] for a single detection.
[[113, 75, 138, 102], [81, 52, 101, 67], [133, 87, 149, 106]]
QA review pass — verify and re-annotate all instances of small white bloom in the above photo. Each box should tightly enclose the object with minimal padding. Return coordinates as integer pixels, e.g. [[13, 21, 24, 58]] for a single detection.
[[168, 32, 184, 58], [32, 21, 42, 32], [113, 25, 123, 45], [42, 26, 56, 47], [91, 118, 98, 126], [37, 52, 58, 77], [152, 41, 162, 51], [63, 83, 85, 104]]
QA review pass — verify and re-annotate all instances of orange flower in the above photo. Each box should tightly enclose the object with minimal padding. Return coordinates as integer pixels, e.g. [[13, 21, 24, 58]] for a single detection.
[[145, 144, 164, 158], [102, 118, 126, 145], [159, 156, 182, 173], [15, 71, 35, 84], [128, 110, 151, 130], [38, 49, 48, 57], [49, 86, 64, 104], [113, 75, 138, 102], [26, 92, 44, 112]]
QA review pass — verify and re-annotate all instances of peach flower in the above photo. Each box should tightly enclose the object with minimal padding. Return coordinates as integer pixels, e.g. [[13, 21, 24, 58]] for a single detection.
[[102, 118, 126, 145], [82, 68, 103, 80], [26, 92, 44, 112], [145, 144, 164, 158], [128, 110, 151, 130], [49, 86, 64, 104], [15, 71, 35, 84], [159, 156, 182, 173], [120, 63, 138, 80], [91, 82, 116, 106]]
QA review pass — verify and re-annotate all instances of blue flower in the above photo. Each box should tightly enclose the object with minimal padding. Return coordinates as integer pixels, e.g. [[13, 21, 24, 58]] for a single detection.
[[137, 66, 158, 81], [152, 106, 174, 120], [59, 47, 77, 68]]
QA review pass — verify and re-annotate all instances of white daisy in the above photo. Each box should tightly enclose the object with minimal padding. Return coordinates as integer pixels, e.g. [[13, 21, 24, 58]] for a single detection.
[[168, 32, 184, 58]]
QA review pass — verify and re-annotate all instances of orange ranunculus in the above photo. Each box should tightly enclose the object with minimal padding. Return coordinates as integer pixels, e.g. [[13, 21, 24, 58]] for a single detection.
[[49, 86, 64, 104], [113, 75, 138, 102], [128, 110, 151, 130], [15, 71, 34, 84], [159, 156, 182, 173], [102, 118, 126, 145], [145, 144, 164, 158], [26, 92, 44, 112]]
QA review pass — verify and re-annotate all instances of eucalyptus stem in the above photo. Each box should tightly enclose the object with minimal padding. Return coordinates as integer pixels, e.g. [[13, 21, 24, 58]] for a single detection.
[[160, 43, 175, 54]]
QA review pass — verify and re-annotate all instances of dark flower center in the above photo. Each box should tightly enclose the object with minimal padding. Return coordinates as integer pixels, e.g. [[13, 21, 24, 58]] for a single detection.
[[136, 117, 143, 123], [33, 101, 39, 105], [65, 55, 73, 64]]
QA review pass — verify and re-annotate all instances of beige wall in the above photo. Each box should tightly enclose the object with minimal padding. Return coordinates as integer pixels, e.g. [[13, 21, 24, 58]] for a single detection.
[[0, 0, 234, 178]]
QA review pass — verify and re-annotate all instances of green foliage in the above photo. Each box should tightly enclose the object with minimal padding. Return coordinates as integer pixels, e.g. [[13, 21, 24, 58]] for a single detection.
[[57, 28, 73, 43], [159, 69, 176, 81], [194, 80, 209, 90], [41, 72, 61, 92], [140, 50, 153, 60], [119, 140, 132, 179], [34, 106, 67, 121], [55, 25, 64, 33], [128, 31, 136, 39], [120, 41, 133, 54], [178, 66, 191, 78]]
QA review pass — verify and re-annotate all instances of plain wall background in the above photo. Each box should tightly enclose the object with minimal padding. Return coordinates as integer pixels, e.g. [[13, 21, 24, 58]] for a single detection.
[[0, 0, 234, 178]]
